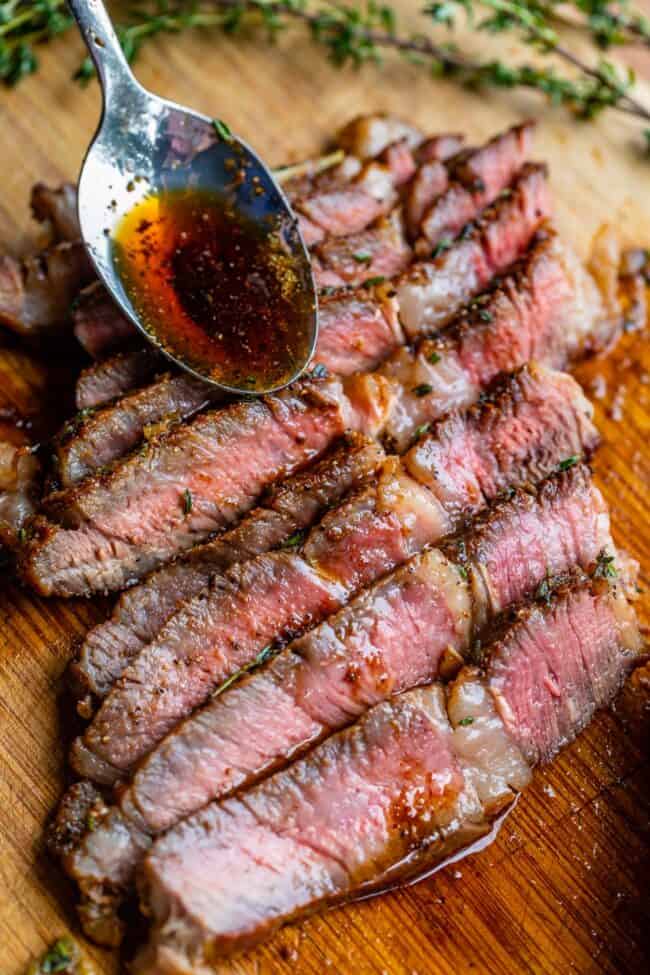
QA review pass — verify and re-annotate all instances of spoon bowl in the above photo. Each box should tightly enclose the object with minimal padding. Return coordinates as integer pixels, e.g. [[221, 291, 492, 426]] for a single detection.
[[69, 0, 318, 394]]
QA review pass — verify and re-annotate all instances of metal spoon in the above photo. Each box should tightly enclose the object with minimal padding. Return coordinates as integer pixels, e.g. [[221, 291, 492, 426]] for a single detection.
[[67, 0, 318, 395]]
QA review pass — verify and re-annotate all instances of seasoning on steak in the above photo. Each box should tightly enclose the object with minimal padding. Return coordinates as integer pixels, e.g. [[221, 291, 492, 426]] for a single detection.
[[30, 182, 80, 242], [0, 242, 94, 338], [71, 282, 138, 358], [51, 393, 603, 941], [68, 363, 598, 708], [52, 456, 614, 936], [132, 576, 640, 968], [313, 209, 412, 288], [75, 349, 160, 411], [69, 433, 384, 705], [21, 375, 392, 596], [53, 373, 222, 488], [311, 284, 403, 375], [0, 434, 41, 550], [102, 463, 612, 819], [68, 453, 607, 788], [417, 121, 535, 250], [397, 163, 551, 339]]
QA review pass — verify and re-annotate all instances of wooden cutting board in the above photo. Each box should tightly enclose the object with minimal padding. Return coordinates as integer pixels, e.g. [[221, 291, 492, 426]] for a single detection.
[[0, 9, 649, 974]]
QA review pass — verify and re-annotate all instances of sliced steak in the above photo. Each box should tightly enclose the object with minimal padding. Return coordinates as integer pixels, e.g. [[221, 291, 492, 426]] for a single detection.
[[133, 576, 639, 967], [378, 229, 573, 450], [487, 577, 642, 765], [75, 349, 160, 411], [21, 376, 390, 596], [113, 463, 612, 825], [69, 434, 384, 704], [311, 285, 404, 375], [30, 182, 80, 242], [69, 459, 608, 786], [54, 373, 222, 487], [72, 282, 137, 358], [405, 363, 599, 517], [405, 159, 449, 239], [417, 121, 535, 249], [55, 459, 611, 941], [71, 363, 598, 706], [0, 439, 41, 550], [61, 285, 400, 487], [397, 163, 552, 339], [336, 114, 425, 159], [0, 242, 94, 338], [313, 209, 412, 288]]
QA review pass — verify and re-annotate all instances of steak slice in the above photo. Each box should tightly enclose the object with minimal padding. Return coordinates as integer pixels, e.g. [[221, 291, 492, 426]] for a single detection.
[[59, 285, 400, 487], [72, 282, 137, 358], [112, 463, 612, 828], [311, 285, 403, 375], [417, 121, 535, 249], [397, 163, 552, 339], [30, 182, 80, 242], [378, 229, 573, 450], [133, 576, 640, 967], [55, 460, 610, 941], [487, 578, 642, 765], [0, 242, 94, 338], [336, 115, 425, 159], [0, 438, 41, 550], [53, 373, 222, 488], [69, 458, 607, 787], [69, 434, 384, 704], [313, 209, 412, 288], [22, 375, 387, 596], [75, 349, 160, 411], [70, 363, 598, 707]]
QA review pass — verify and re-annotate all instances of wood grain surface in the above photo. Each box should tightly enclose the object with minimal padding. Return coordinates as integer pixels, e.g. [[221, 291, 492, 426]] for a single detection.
[[0, 9, 649, 974]]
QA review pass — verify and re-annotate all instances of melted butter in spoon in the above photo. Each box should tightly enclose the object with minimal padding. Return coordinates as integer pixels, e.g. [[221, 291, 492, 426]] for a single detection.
[[112, 189, 315, 393]]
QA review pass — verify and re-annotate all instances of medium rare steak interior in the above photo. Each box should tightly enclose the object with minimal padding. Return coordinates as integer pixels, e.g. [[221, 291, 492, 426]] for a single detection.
[[1, 113, 644, 966]]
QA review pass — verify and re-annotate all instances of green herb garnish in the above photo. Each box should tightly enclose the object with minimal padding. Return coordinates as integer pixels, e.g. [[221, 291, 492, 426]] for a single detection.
[[412, 383, 433, 397], [558, 455, 579, 471], [282, 529, 306, 548], [352, 251, 373, 264], [414, 423, 430, 440], [364, 276, 386, 286], [37, 938, 74, 974], [427, 351, 441, 365], [594, 549, 617, 579], [478, 309, 494, 322], [212, 118, 233, 142], [458, 716, 474, 726], [311, 363, 329, 378], [182, 489, 193, 515], [431, 237, 453, 259]]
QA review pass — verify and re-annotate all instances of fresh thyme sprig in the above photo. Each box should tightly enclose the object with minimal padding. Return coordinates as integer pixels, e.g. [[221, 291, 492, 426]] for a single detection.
[[2, 0, 650, 146]]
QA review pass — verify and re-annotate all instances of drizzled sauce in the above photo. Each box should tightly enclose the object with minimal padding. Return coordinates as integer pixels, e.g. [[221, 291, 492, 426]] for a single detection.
[[112, 189, 314, 392]]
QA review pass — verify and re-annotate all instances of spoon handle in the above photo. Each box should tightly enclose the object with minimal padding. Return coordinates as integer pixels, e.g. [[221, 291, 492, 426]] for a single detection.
[[66, 0, 137, 97]]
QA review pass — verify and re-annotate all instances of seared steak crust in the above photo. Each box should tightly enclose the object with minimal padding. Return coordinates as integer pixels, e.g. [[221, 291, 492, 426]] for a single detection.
[[20, 377, 372, 596], [397, 163, 552, 339], [69, 434, 384, 703], [54, 373, 222, 487], [0, 242, 94, 338], [75, 349, 160, 411], [30, 182, 80, 242], [132, 576, 639, 969], [417, 121, 535, 249], [72, 282, 137, 358], [106, 464, 611, 824]]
